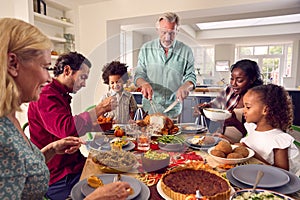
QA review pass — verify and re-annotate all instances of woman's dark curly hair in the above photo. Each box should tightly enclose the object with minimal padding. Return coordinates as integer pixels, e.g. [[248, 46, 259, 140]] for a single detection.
[[249, 84, 294, 132], [231, 59, 264, 88], [102, 61, 129, 85], [53, 52, 91, 77]]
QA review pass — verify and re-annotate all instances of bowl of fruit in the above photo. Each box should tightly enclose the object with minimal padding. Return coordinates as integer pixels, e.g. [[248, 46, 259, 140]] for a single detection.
[[97, 116, 113, 131]]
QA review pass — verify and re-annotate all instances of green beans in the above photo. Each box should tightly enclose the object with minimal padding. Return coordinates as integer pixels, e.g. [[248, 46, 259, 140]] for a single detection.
[[156, 135, 184, 144]]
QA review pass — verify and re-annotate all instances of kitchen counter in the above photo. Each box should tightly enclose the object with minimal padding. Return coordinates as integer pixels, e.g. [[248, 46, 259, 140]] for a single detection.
[[131, 88, 221, 98], [286, 88, 300, 91]]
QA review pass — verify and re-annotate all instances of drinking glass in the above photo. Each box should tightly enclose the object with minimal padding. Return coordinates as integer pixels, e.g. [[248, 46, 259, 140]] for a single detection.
[[137, 132, 151, 151], [94, 133, 110, 150], [125, 123, 139, 141]]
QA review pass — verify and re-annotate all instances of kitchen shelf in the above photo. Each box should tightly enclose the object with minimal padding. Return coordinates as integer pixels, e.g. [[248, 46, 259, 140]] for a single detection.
[[48, 36, 66, 43], [34, 12, 74, 28], [31, 0, 76, 59], [44, 0, 72, 11]]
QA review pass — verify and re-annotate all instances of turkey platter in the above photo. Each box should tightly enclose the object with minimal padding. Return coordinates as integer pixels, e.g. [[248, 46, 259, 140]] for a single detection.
[[136, 113, 179, 135]]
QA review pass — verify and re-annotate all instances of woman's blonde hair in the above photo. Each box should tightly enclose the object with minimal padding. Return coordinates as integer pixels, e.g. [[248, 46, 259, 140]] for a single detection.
[[0, 18, 52, 117]]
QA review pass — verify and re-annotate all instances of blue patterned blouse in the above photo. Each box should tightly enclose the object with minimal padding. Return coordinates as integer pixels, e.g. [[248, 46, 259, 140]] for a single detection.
[[0, 117, 49, 199]]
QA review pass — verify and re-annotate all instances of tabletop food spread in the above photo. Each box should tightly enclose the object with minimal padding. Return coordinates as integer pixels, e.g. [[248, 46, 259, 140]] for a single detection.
[[73, 114, 300, 200]]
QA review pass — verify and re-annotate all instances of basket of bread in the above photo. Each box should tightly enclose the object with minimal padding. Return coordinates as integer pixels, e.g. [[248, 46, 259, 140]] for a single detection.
[[208, 141, 254, 165]]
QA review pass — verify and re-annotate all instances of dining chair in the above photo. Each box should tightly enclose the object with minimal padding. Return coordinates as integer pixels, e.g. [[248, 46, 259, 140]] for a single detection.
[[22, 122, 30, 139], [84, 105, 96, 139], [291, 125, 300, 147], [84, 105, 96, 112]]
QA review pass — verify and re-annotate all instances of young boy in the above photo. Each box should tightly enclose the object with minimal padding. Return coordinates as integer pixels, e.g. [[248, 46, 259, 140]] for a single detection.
[[101, 61, 138, 124]]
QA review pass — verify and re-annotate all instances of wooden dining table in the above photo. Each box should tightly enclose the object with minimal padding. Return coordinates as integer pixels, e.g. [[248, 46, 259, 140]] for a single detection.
[[78, 132, 300, 200]]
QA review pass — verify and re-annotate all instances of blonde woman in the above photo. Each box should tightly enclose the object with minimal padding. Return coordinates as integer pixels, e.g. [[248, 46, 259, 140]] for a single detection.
[[0, 18, 130, 200]]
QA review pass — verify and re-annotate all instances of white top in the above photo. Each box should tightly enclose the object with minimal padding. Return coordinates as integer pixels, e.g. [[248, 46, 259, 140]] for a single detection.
[[241, 122, 300, 175]]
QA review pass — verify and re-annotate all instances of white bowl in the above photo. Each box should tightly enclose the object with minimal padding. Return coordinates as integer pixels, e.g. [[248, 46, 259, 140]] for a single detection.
[[230, 189, 294, 200], [208, 145, 255, 165], [203, 108, 232, 121]]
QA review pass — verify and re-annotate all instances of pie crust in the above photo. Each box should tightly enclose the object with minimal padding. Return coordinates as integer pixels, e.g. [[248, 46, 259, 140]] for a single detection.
[[161, 165, 231, 200]]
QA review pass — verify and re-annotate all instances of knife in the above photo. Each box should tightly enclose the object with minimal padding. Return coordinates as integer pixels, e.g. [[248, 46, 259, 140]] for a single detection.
[[163, 99, 179, 113], [163, 85, 194, 113]]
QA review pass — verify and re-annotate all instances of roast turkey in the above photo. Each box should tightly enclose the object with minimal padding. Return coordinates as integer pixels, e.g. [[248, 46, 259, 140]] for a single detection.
[[136, 113, 178, 135]]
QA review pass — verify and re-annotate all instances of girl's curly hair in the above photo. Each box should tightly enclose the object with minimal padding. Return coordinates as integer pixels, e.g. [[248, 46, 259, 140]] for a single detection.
[[102, 61, 129, 85], [249, 84, 294, 132]]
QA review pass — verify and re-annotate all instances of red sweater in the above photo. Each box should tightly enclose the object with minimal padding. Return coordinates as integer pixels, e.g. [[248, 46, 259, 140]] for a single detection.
[[28, 79, 93, 185]]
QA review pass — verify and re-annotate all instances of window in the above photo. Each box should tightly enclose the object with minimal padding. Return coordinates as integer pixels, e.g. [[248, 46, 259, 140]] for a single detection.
[[193, 46, 215, 76], [236, 43, 292, 85]]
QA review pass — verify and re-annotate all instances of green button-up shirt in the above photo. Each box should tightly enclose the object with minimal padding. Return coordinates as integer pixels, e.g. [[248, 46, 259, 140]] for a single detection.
[[134, 38, 196, 118]]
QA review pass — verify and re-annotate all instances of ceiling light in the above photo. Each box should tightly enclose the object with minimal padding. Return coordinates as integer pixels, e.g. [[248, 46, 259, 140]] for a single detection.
[[196, 14, 300, 30]]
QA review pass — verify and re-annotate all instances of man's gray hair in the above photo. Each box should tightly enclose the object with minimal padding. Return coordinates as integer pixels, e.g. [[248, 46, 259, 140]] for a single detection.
[[156, 12, 180, 28]]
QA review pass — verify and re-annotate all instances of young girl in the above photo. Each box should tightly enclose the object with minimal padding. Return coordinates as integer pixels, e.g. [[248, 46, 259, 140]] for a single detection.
[[241, 84, 299, 174], [101, 61, 138, 124]]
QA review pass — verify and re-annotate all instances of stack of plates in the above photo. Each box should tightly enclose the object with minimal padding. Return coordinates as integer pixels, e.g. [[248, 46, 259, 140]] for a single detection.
[[70, 174, 150, 200], [226, 164, 300, 194], [176, 123, 207, 134]]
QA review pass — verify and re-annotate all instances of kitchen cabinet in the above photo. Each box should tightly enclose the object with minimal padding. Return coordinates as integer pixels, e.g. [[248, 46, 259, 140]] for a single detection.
[[30, 0, 75, 60], [180, 96, 222, 133]]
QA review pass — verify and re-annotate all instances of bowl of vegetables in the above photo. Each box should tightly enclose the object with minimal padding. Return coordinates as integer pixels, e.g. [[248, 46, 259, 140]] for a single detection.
[[141, 150, 170, 172], [157, 135, 185, 152], [230, 189, 294, 200]]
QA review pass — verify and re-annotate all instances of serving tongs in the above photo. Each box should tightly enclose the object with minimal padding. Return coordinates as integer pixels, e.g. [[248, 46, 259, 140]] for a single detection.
[[149, 99, 159, 113]]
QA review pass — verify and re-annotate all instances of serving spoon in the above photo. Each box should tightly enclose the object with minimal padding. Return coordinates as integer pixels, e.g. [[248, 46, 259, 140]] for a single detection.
[[252, 170, 264, 193]]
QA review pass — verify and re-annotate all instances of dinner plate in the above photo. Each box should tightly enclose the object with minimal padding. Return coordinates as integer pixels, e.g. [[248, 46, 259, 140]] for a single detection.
[[185, 136, 221, 151], [80, 174, 141, 199], [226, 166, 300, 194], [156, 179, 235, 200], [151, 130, 181, 137], [231, 164, 290, 188], [185, 136, 220, 148], [176, 123, 207, 134], [70, 176, 150, 200], [110, 138, 130, 147], [89, 140, 135, 151]]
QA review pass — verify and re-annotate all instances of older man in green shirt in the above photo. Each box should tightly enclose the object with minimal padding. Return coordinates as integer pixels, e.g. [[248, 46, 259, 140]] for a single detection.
[[134, 12, 196, 118]]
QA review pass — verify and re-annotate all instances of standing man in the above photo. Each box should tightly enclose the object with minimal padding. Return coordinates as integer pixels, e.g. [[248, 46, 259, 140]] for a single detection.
[[28, 52, 117, 200], [134, 12, 196, 118]]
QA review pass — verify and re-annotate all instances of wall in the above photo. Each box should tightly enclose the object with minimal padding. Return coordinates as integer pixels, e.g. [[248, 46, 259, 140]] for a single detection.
[[1, 0, 299, 115], [74, 0, 300, 114], [213, 44, 235, 84], [0, 0, 30, 20]]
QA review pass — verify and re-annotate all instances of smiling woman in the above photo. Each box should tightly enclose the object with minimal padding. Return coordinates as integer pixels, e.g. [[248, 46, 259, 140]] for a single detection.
[[0, 17, 84, 200], [195, 59, 263, 143]]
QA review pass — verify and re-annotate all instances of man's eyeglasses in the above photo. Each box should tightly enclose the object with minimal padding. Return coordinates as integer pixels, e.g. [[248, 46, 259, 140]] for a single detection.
[[158, 28, 177, 37]]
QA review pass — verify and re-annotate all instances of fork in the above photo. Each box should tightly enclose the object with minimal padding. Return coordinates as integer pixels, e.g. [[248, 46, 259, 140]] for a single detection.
[[149, 99, 159, 113], [113, 173, 121, 182]]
